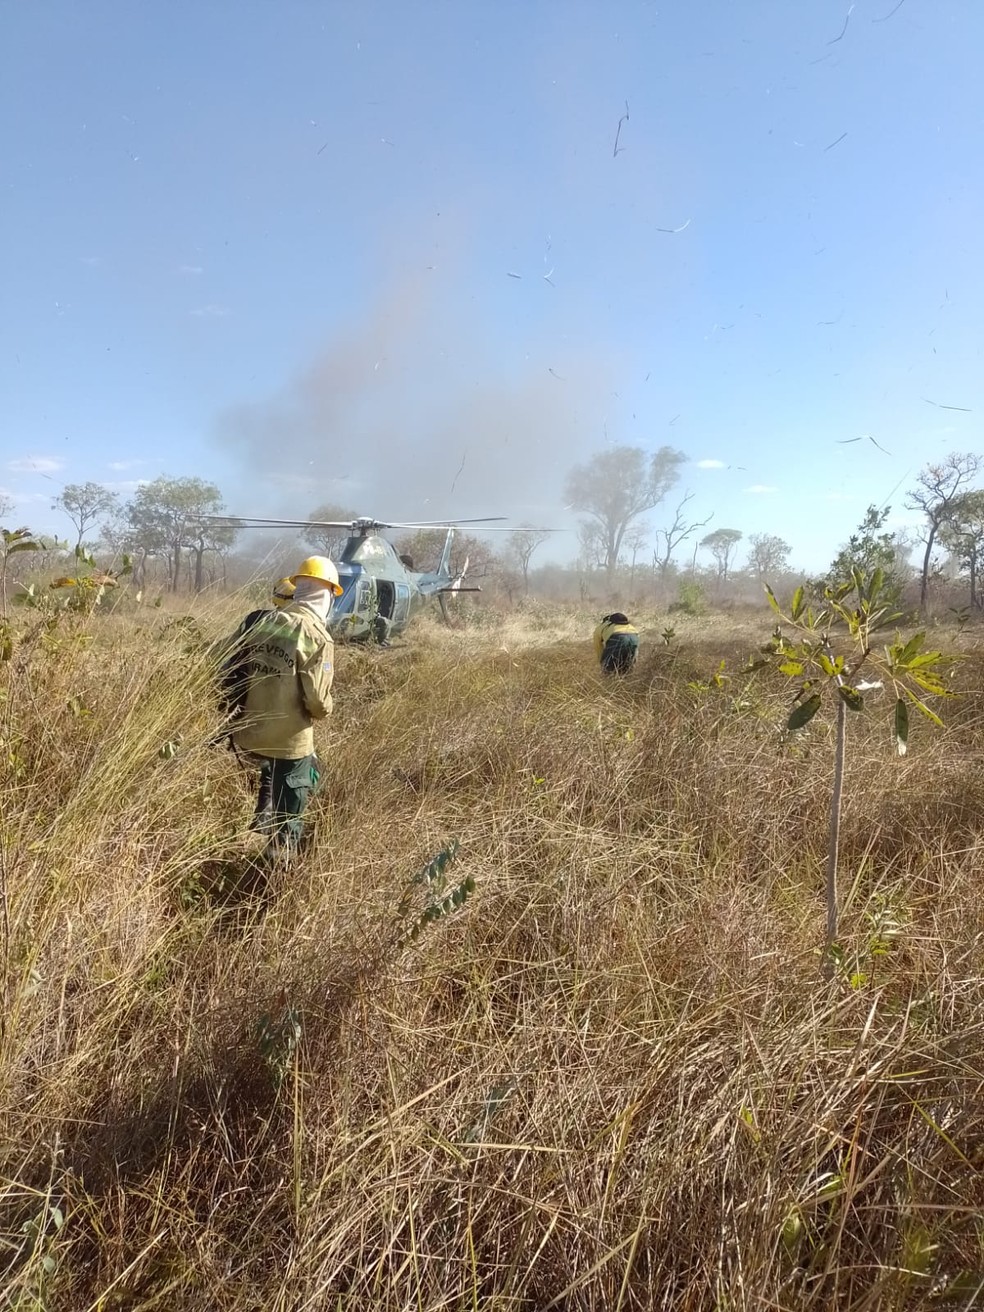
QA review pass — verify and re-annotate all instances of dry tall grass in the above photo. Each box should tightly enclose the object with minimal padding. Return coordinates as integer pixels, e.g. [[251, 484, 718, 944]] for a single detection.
[[2, 603, 983, 1310]]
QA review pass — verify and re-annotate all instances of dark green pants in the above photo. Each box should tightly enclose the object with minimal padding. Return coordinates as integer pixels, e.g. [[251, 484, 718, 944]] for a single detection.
[[252, 754, 321, 855], [601, 632, 639, 674]]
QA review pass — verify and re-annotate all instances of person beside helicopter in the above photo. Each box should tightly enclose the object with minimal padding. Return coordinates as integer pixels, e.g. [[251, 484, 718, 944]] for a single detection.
[[219, 557, 342, 863], [593, 612, 640, 675]]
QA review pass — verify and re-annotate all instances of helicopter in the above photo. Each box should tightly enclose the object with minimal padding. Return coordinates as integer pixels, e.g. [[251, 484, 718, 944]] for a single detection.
[[206, 514, 521, 643]]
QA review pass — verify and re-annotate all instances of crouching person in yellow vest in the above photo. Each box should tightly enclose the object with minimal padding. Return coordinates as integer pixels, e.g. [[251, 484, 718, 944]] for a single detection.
[[593, 612, 640, 675], [230, 556, 343, 864]]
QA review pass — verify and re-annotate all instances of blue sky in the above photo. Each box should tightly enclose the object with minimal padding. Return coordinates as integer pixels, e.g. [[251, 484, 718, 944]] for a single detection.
[[2, 1, 982, 572]]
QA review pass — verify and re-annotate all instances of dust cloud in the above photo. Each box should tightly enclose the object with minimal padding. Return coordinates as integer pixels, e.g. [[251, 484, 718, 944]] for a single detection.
[[213, 268, 616, 531]]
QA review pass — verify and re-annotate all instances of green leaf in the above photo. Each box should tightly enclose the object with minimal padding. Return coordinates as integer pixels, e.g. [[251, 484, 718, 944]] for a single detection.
[[894, 698, 909, 756], [906, 650, 946, 669], [837, 685, 865, 712], [910, 672, 949, 697], [787, 693, 822, 731], [778, 660, 804, 676], [764, 584, 781, 616], [791, 585, 805, 621], [905, 690, 943, 729], [817, 651, 836, 677], [869, 566, 884, 604], [895, 632, 925, 666]]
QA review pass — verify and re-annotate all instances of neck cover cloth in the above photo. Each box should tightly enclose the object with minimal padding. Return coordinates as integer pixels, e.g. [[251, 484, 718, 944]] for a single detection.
[[292, 575, 333, 622]]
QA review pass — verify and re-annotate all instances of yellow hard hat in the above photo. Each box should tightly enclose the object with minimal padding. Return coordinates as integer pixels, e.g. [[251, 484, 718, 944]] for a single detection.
[[291, 555, 344, 595], [272, 577, 296, 607]]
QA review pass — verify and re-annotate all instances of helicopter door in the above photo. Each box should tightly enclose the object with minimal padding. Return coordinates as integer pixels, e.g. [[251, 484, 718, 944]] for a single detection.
[[393, 584, 411, 625], [375, 579, 395, 619]]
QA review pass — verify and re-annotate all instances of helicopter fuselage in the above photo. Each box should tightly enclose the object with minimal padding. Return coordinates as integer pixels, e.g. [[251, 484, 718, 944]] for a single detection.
[[328, 529, 451, 643]]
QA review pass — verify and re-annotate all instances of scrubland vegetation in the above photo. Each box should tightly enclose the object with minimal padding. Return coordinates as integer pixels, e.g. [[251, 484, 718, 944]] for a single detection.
[[2, 596, 983, 1310]]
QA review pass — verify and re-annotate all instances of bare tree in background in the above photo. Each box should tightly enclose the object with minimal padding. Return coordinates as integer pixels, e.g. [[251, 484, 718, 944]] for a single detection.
[[0, 493, 13, 521], [623, 522, 650, 599], [653, 491, 713, 582], [906, 453, 983, 609], [507, 524, 550, 595], [747, 532, 791, 584], [304, 503, 360, 560], [577, 520, 607, 572], [701, 528, 743, 583], [565, 444, 686, 578]]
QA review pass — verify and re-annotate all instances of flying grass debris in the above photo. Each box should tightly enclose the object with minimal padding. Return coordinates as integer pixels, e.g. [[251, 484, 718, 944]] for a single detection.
[[613, 100, 629, 157], [923, 397, 973, 413], [827, 4, 854, 45], [873, 0, 906, 20], [837, 435, 893, 455]]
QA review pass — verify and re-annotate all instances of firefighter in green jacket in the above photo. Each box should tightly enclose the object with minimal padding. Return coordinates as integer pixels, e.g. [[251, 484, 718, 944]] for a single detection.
[[230, 556, 343, 862], [593, 612, 640, 674]]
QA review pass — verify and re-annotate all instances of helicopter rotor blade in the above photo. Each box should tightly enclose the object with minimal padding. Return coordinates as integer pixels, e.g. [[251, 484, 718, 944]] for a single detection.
[[199, 514, 515, 531]]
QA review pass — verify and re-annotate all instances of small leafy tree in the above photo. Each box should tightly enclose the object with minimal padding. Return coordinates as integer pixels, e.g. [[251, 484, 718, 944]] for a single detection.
[[701, 528, 743, 583], [821, 505, 910, 606], [52, 482, 119, 552], [762, 569, 955, 977], [47, 545, 133, 613], [1, 526, 45, 617], [747, 532, 790, 583]]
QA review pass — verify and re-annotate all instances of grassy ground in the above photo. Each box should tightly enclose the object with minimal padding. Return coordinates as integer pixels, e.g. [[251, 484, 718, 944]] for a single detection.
[[1, 601, 984, 1310]]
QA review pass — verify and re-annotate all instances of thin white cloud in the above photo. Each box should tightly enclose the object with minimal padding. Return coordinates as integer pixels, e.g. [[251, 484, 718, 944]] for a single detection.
[[823, 491, 855, 503], [80, 255, 101, 267], [106, 459, 147, 471], [696, 458, 726, 469], [10, 492, 49, 504], [190, 303, 230, 318], [8, 456, 65, 474], [102, 479, 149, 493], [178, 264, 204, 275], [744, 484, 778, 494]]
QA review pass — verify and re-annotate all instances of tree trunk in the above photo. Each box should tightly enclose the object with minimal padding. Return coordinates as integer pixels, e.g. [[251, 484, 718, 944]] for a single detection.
[[823, 694, 847, 981], [194, 540, 205, 593], [919, 523, 937, 610]]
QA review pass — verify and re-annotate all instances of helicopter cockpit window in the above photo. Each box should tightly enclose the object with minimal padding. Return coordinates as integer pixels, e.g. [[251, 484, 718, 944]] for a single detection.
[[333, 565, 362, 614]]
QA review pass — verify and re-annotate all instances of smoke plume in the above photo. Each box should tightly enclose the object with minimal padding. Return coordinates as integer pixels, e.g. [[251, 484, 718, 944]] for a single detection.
[[214, 268, 617, 530]]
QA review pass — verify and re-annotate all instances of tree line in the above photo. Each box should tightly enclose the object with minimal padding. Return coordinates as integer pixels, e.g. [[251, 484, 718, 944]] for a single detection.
[[3, 447, 984, 611]]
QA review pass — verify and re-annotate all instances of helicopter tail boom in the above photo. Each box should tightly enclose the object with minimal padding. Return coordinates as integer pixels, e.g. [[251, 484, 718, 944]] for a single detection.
[[436, 528, 454, 579]]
